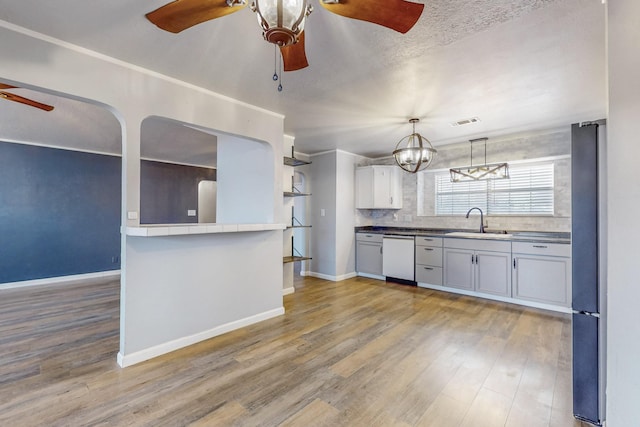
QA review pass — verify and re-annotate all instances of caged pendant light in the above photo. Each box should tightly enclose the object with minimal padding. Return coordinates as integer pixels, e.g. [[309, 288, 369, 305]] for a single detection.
[[251, 0, 313, 47], [392, 118, 437, 173], [449, 137, 509, 182]]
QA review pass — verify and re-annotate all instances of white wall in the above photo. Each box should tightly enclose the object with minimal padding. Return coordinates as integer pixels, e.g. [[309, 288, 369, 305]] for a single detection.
[[309, 151, 338, 278], [0, 23, 286, 366], [217, 134, 274, 224], [606, 1, 640, 424], [123, 231, 282, 359], [307, 150, 359, 281], [335, 151, 357, 277]]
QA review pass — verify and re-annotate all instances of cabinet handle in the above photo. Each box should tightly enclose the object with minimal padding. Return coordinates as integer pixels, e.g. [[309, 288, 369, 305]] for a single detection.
[[475, 255, 478, 264], [533, 245, 548, 248], [513, 259, 517, 269], [366, 234, 373, 237], [424, 238, 433, 242], [423, 267, 434, 270], [472, 255, 475, 264], [380, 246, 383, 254], [424, 248, 434, 251], [390, 196, 393, 205]]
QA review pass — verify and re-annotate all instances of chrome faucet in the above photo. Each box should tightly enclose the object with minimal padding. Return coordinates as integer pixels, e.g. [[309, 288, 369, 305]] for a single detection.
[[466, 207, 485, 233]]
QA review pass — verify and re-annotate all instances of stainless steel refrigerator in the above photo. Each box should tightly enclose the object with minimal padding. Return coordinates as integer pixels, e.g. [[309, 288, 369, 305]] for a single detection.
[[571, 120, 607, 426]]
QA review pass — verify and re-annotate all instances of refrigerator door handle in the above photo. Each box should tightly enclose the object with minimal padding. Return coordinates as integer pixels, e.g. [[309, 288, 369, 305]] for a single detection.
[[573, 310, 601, 318]]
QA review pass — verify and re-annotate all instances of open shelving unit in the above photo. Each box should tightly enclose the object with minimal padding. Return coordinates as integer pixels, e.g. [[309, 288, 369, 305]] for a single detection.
[[286, 206, 312, 229], [283, 147, 311, 167], [283, 148, 311, 266]]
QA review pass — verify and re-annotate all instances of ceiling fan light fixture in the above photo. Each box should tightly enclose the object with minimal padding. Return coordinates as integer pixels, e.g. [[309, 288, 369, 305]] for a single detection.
[[392, 118, 437, 174], [252, 0, 312, 46]]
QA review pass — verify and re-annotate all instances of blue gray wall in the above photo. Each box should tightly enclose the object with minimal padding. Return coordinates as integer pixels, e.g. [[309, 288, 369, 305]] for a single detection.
[[139, 160, 216, 224], [0, 141, 121, 284]]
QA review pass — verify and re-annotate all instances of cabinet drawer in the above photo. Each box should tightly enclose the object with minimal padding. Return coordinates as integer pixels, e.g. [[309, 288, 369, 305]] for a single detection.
[[415, 246, 443, 267], [415, 236, 443, 247], [356, 233, 384, 243], [512, 241, 570, 257], [444, 237, 511, 253], [416, 266, 443, 286]]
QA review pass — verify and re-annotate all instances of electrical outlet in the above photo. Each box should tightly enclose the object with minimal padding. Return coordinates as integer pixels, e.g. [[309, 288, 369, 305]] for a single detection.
[[188, 209, 197, 217], [321, 209, 325, 217], [127, 211, 138, 220], [112, 256, 119, 263]]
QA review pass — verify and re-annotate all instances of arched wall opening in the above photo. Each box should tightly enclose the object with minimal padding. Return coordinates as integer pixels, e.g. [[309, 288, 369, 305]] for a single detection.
[[138, 116, 274, 226], [0, 79, 124, 286]]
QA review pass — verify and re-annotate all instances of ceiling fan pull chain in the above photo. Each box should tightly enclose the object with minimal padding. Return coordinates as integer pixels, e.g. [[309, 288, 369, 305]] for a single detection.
[[278, 53, 283, 92], [273, 45, 279, 81]]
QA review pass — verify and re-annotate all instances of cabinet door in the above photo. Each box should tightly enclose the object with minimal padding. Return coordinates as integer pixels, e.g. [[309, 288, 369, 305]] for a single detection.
[[355, 167, 374, 209], [443, 248, 474, 290], [356, 241, 383, 276], [475, 251, 511, 297], [372, 167, 393, 208], [513, 254, 571, 306], [389, 167, 403, 209]]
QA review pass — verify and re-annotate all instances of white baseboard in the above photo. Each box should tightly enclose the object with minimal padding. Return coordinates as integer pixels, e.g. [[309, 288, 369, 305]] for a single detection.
[[306, 271, 357, 282], [283, 286, 295, 295], [0, 270, 121, 290], [117, 306, 285, 368], [416, 282, 571, 314]]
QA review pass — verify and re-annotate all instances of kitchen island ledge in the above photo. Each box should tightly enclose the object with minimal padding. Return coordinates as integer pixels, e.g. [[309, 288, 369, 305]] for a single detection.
[[125, 223, 286, 237]]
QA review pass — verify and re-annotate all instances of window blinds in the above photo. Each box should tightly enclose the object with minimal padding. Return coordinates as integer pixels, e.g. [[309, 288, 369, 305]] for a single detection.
[[435, 162, 554, 215]]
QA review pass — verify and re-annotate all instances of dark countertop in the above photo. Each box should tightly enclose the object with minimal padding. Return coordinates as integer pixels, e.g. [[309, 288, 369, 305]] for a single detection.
[[355, 226, 571, 244]]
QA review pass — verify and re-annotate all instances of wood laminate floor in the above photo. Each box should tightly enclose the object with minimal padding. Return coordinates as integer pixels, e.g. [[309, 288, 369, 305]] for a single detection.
[[0, 275, 590, 426]]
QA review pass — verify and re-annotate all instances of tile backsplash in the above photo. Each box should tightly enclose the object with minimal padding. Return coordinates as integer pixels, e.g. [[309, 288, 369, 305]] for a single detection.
[[356, 127, 572, 232]]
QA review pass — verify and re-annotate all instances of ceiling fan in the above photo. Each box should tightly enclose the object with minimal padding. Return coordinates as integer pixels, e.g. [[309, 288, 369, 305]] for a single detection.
[[0, 84, 54, 112], [146, 0, 424, 72]]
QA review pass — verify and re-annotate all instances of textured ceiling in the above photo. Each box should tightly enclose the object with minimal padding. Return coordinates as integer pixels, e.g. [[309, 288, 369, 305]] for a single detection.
[[0, 0, 606, 159]]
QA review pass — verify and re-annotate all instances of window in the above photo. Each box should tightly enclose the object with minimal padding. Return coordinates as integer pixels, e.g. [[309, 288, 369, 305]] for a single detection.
[[434, 162, 554, 215]]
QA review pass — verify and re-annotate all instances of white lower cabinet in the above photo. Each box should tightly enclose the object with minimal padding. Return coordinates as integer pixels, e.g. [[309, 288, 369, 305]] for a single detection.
[[443, 238, 512, 297], [356, 233, 383, 277], [512, 242, 571, 307], [359, 231, 571, 313]]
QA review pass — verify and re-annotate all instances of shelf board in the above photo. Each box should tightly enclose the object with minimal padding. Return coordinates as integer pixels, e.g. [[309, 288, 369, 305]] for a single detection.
[[283, 255, 312, 263], [283, 156, 311, 167], [283, 191, 311, 197]]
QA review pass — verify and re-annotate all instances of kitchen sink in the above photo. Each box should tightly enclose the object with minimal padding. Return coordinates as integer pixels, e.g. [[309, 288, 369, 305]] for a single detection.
[[446, 231, 513, 239]]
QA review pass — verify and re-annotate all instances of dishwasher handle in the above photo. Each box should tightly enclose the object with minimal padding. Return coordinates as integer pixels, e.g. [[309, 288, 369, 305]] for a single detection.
[[383, 235, 414, 240]]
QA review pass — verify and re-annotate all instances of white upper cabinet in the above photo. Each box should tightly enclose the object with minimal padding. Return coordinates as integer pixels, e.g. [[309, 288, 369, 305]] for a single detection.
[[355, 166, 403, 209]]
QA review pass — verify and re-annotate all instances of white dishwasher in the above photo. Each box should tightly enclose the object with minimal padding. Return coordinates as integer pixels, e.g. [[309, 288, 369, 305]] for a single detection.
[[382, 235, 415, 281]]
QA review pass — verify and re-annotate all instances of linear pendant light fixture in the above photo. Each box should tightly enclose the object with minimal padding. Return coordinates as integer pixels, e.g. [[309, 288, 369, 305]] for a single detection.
[[393, 118, 437, 173], [449, 137, 509, 182]]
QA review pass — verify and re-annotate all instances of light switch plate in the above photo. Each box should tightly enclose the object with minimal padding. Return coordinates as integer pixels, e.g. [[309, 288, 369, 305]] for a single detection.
[[127, 211, 138, 220], [188, 210, 197, 217]]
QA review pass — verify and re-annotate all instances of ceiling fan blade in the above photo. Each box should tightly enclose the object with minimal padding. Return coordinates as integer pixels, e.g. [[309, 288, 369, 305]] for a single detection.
[[146, 0, 246, 34], [280, 31, 309, 72], [320, 0, 424, 34], [0, 91, 54, 111], [0, 83, 17, 90]]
